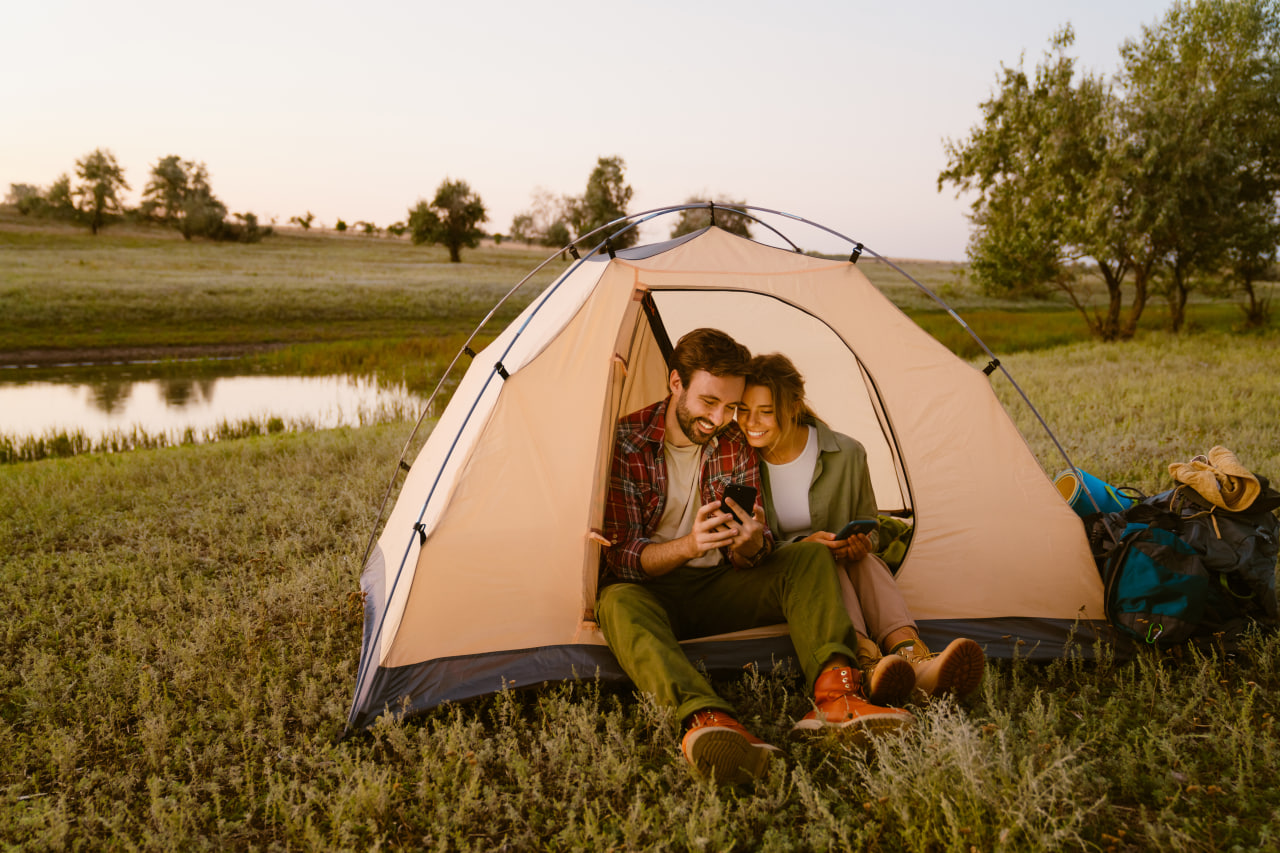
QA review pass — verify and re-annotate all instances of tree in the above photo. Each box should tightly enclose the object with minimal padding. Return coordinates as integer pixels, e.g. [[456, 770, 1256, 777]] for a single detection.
[[335, 218, 348, 232], [140, 155, 227, 239], [407, 178, 488, 262], [45, 174, 76, 219], [1224, 200, 1280, 327], [564, 156, 637, 250], [139, 155, 190, 224], [940, 28, 1139, 335], [72, 148, 130, 235], [942, 5, 1280, 340], [509, 187, 572, 247], [1117, 0, 1280, 331], [669, 196, 753, 239], [289, 212, 315, 231], [5, 183, 44, 215]]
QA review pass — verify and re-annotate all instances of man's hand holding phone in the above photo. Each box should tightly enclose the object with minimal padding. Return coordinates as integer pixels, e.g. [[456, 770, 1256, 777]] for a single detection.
[[690, 501, 740, 559], [718, 483, 765, 567]]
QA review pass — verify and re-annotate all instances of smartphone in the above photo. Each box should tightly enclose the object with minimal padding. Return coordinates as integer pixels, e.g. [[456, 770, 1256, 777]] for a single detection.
[[721, 483, 758, 525], [835, 518, 878, 540]]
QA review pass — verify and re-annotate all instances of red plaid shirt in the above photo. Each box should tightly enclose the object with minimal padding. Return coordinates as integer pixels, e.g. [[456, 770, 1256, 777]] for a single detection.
[[601, 397, 771, 582]]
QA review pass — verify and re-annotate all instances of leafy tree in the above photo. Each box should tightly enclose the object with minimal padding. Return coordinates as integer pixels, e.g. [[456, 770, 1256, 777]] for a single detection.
[[942, 4, 1280, 339], [1224, 200, 1280, 327], [72, 148, 130, 235], [1117, 0, 1280, 331], [5, 183, 44, 215], [140, 155, 228, 239], [940, 28, 1137, 334], [564, 156, 637, 250], [385, 221, 408, 238], [289, 212, 315, 230], [228, 212, 270, 244], [408, 178, 489, 262], [669, 196, 753, 239], [45, 174, 76, 218], [178, 164, 226, 240], [335, 218, 348, 232], [509, 187, 573, 247], [139, 155, 190, 224]]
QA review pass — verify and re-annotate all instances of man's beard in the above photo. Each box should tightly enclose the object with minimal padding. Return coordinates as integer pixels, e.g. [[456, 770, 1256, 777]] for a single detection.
[[673, 390, 722, 446]]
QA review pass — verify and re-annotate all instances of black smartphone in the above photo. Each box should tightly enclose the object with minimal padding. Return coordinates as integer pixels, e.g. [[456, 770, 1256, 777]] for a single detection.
[[835, 518, 878, 540], [721, 483, 758, 525]]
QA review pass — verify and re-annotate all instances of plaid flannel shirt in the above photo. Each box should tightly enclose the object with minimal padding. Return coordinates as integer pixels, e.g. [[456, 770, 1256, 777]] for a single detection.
[[601, 397, 771, 583]]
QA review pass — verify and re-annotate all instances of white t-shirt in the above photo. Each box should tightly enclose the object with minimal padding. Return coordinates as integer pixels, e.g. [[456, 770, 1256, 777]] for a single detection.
[[764, 425, 819, 541], [654, 440, 721, 568]]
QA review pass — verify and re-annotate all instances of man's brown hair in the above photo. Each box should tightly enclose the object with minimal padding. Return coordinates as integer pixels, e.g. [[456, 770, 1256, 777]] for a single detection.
[[669, 328, 752, 386]]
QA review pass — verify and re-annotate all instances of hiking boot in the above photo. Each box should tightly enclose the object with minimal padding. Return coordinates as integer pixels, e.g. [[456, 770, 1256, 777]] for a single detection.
[[854, 634, 915, 706], [861, 654, 915, 706], [899, 638, 985, 699], [792, 665, 913, 747], [681, 710, 780, 784]]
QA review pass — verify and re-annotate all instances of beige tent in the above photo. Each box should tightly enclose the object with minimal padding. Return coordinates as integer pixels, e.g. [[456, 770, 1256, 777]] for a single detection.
[[347, 223, 1105, 730]]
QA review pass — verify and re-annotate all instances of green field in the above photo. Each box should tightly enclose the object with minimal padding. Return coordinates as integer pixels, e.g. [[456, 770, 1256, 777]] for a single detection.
[[0, 215, 562, 356], [3, 212, 1272, 368], [3, 218, 1280, 849]]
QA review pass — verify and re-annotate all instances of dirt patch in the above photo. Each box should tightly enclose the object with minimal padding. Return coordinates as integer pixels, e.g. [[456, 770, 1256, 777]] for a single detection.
[[0, 342, 290, 367]]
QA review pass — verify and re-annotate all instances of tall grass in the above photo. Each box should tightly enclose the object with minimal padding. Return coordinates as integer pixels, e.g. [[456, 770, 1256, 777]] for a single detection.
[[2, 334, 1279, 849], [0, 399, 417, 464], [986, 329, 1280, 491]]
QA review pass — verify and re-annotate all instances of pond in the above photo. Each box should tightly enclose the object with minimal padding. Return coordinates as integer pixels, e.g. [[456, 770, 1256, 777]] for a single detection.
[[0, 360, 430, 461]]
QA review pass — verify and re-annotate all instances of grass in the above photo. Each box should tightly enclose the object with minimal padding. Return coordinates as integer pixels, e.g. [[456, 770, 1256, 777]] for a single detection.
[[986, 330, 1280, 493], [4, 213, 1273, 364], [3, 333, 1280, 849], [0, 214, 563, 353]]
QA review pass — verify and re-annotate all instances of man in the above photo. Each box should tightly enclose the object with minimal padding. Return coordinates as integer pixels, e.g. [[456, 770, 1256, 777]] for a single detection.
[[597, 328, 912, 784]]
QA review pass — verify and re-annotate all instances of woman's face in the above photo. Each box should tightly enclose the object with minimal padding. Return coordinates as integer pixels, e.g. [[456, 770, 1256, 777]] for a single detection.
[[740, 384, 781, 450]]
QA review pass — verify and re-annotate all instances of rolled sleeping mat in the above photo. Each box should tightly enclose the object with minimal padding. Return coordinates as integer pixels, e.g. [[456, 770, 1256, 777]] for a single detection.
[[1054, 468, 1134, 518]]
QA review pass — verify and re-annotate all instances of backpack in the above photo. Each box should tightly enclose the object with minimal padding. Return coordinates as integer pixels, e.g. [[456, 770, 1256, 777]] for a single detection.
[[1087, 481, 1280, 647]]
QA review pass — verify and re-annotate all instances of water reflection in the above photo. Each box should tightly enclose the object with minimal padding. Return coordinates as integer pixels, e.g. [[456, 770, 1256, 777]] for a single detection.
[[0, 371, 426, 443]]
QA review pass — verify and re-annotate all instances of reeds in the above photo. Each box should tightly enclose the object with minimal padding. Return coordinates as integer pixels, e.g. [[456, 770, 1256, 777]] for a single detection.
[[0, 400, 419, 464]]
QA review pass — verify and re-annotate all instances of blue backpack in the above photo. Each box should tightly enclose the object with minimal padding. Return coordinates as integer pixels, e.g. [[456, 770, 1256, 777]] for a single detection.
[[1088, 484, 1280, 647]]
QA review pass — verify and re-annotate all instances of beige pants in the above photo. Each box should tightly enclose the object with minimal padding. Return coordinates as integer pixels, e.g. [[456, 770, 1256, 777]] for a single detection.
[[836, 553, 916, 647]]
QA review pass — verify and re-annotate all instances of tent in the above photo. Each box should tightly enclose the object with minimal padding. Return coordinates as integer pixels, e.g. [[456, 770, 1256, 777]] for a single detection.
[[346, 211, 1107, 731]]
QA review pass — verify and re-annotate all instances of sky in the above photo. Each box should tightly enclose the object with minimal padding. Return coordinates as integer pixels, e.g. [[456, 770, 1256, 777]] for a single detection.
[[2, 0, 1176, 260]]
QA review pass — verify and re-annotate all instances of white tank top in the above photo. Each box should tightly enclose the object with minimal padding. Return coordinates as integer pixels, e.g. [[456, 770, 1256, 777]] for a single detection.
[[764, 425, 818, 540]]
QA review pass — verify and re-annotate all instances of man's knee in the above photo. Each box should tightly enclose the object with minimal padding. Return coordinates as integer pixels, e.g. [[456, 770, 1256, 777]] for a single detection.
[[775, 541, 836, 574], [597, 582, 660, 629]]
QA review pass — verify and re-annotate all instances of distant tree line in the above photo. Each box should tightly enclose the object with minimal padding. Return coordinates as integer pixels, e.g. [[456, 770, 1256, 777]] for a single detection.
[[939, 0, 1280, 335], [6, 149, 756, 264], [7, 148, 271, 243]]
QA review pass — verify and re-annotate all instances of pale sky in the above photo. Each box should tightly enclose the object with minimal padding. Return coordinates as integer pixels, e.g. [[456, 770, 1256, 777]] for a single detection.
[[2, 0, 1174, 260]]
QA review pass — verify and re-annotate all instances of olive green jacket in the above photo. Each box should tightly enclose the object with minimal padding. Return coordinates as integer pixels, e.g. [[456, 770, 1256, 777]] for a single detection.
[[760, 419, 879, 546]]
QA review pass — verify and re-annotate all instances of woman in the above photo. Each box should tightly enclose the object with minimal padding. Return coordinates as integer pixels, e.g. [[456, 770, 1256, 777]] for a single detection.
[[740, 352, 984, 704]]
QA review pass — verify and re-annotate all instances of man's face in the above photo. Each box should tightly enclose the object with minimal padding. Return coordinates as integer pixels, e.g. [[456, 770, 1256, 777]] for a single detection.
[[668, 368, 746, 446]]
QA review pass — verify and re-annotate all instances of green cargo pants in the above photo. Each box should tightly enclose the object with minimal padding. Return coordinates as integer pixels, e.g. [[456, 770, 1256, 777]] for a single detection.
[[596, 541, 859, 724]]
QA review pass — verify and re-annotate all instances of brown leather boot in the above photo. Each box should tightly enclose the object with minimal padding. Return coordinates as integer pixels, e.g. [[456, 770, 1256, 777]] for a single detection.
[[681, 710, 781, 784], [793, 665, 913, 748], [897, 638, 985, 699], [855, 634, 915, 706]]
